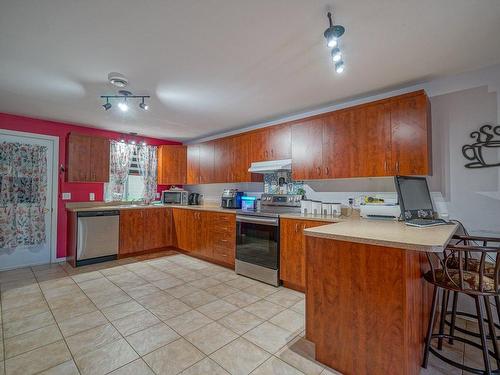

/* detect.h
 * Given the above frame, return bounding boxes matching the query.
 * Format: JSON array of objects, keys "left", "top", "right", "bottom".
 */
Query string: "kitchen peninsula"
[{"left": 303, "top": 221, "right": 458, "bottom": 375}]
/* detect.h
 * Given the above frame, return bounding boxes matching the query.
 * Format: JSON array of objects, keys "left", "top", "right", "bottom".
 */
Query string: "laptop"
[{"left": 394, "top": 176, "right": 448, "bottom": 227}]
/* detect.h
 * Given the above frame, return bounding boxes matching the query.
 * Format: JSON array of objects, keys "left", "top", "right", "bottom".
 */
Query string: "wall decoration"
[{"left": 462, "top": 124, "right": 500, "bottom": 168}]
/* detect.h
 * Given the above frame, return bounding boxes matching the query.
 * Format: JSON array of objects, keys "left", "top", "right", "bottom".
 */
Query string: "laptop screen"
[{"left": 394, "top": 176, "right": 434, "bottom": 220}]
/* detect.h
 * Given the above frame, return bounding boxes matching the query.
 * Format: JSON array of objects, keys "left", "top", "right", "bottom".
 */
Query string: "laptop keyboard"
[{"left": 405, "top": 218, "right": 448, "bottom": 227}]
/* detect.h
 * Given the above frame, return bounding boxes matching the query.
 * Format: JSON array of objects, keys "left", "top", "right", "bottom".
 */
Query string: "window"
[{"left": 123, "top": 148, "right": 145, "bottom": 201}]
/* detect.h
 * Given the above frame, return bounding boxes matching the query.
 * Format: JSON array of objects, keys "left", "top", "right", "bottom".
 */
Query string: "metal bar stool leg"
[
  {"left": 448, "top": 291, "right": 459, "bottom": 345},
  {"left": 475, "top": 296, "right": 492, "bottom": 375},
  {"left": 484, "top": 296, "right": 500, "bottom": 369},
  {"left": 495, "top": 296, "right": 500, "bottom": 324},
  {"left": 423, "top": 285, "right": 439, "bottom": 369},
  {"left": 438, "top": 289, "right": 449, "bottom": 350}
]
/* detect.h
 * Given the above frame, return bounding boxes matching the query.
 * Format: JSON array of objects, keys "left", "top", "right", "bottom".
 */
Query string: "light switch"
[
  {"left": 62, "top": 192, "right": 71, "bottom": 200},
  {"left": 89, "top": 193, "right": 95, "bottom": 201}
]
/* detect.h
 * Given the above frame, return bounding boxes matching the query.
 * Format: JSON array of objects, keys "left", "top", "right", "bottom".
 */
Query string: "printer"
[{"left": 360, "top": 204, "right": 401, "bottom": 220}]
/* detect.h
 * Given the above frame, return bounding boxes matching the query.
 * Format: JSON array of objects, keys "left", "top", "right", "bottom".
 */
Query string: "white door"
[{"left": 0, "top": 131, "right": 57, "bottom": 270}]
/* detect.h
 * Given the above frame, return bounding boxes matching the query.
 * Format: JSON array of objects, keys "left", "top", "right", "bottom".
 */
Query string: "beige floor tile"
[
  {"left": 109, "top": 359, "right": 155, "bottom": 375},
  {"left": 148, "top": 299, "right": 192, "bottom": 320},
  {"left": 134, "top": 291, "right": 175, "bottom": 309},
  {"left": 1, "top": 299, "right": 49, "bottom": 323},
  {"left": 46, "top": 291, "right": 90, "bottom": 310},
  {"left": 244, "top": 322, "right": 296, "bottom": 354},
  {"left": 78, "top": 277, "right": 116, "bottom": 292},
  {"left": 270, "top": 309, "right": 305, "bottom": 333},
  {"left": 5, "top": 324, "right": 62, "bottom": 359},
  {"left": 0, "top": 268, "right": 34, "bottom": 284},
  {"left": 125, "top": 322, "right": 180, "bottom": 356},
  {"left": 244, "top": 300, "right": 286, "bottom": 320},
  {"left": 2, "top": 292, "right": 45, "bottom": 311},
  {"left": 66, "top": 323, "right": 121, "bottom": 356},
  {"left": 196, "top": 299, "right": 239, "bottom": 320},
  {"left": 223, "top": 291, "right": 261, "bottom": 308},
  {"left": 59, "top": 310, "right": 108, "bottom": 337},
  {"left": 51, "top": 299, "right": 97, "bottom": 322},
  {"left": 112, "top": 310, "right": 160, "bottom": 336},
  {"left": 188, "top": 277, "right": 222, "bottom": 290},
  {"left": 277, "top": 337, "right": 324, "bottom": 375},
  {"left": 144, "top": 338, "right": 204, "bottom": 375},
  {"left": 37, "top": 360, "right": 80, "bottom": 375},
  {"left": 74, "top": 338, "right": 139, "bottom": 375},
  {"left": 38, "top": 276, "right": 75, "bottom": 291},
  {"left": 42, "top": 284, "right": 81, "bottom": 300},
  {"left": 88, "top": 290, "right": 132, "bottom": 309},
  {"left": 185, "top": 321, "right": 238, "bottom": 354},
  {"left": 265, "top": 290, "right": 303, "bottom": 308},
  {"left": 218, "top": 309, "right": 265, "bottom": 335},
  {"left": 3, "top": 310, "right": 55, "bottom": 338},
  {"left": 212, "top": 271, "right": 240, "bottom": 283},
  {"left": 210, "top": 337, "right": 271, "bottom": 375},
  {"left": 320, "top": 367, "right": 342, "bottom": 375},
  {"left": 164, "top": 284, "right": 201, "bottom": 298},
  {"left": 151, "top": 276, "right": 185, "bottom": 290},
  {"left": 101, "top": 300, "right": 145, "bottom": 321},
  {"left": 1, "top": 282, "right": 39, "bottom": 299},
  {"left": 252, "top": 356, "right": 305, "bottom": 375},
  {"left": 243, "top": 283, "right": 280, "bottom": 298},
  {"left": 71, "top": 270, "right": 104, "bottom": 283},
  {"left": 100, "top": 266, "right": 128, "bottom": 277},
  {"left": 5, "top": 340, "right": 71, "bottom": 375},
  {"left": 205, "top": 283, "right": 239, "bottom": 298},
  {"left": 134, "top": 269, "right": 170, "bottom": 282},
  {"left": 0, "top": 362, "right": 4, "bottom": 375},
  {"left": 180, "top": 290, "right": 219, "bottom": 308},
  {"left": 166, "top": 309, "right": 213, "bottom": 335},
  {"left": 290, "top": 300, "right": 305, "bottom": 315},
  {"left": 122, "top": 283, "right": 161, "bottom": 299},
  {"left": 181, "top": 357, "right": 230, "bottom": 375}
]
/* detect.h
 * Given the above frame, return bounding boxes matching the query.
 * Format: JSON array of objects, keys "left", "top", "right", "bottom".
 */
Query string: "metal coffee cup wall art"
[{"left": 462, "top": 124, "right": 500, "bottom": 169}]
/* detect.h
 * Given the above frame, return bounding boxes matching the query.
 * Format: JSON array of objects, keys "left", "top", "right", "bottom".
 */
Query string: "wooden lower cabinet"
[
  {"left": 280, "top": 218, "right": 330, "bottom": 291},
  {"left": 119, "top": 208, "right": 172, "bottom": 255}
]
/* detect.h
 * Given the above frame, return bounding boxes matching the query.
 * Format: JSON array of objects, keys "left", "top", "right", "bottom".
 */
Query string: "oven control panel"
[{"left": 261, "top": 194, "right": 302, "bottom": 207}]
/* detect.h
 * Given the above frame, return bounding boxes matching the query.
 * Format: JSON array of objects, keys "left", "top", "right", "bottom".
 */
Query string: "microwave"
[{"left": 161, "top": 190, "right": 188, "bottom": 205}]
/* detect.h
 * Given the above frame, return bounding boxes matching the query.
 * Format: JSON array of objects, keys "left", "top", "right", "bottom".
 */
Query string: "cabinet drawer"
[{"left": 213, "top": 245, "right": 234, "bottom": 264}]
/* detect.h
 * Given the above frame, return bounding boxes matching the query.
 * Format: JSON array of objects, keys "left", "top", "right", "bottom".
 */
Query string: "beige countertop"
[
  {"left": 303, "top": 218, "right": 458, "bottom": 252},
  {"left": 66, "top": 202, "right": 237, "bottom": 214}
]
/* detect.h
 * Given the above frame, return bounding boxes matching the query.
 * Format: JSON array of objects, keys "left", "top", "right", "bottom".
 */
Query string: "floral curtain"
[
  {"left": 0, "top": 142, "right": 48, "bottom": 250},
  {"left": 104, "top": 141, "right": 133, "bottom": 201},
  {"left": 137, "top": 145, "right": 158, "bottom": 203}
]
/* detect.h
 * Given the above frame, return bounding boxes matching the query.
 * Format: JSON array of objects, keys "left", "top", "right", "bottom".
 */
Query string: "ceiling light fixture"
[
  {"left": 100, "top": 90, "right": 150, "bottom": 112},
  {"left": 324, "top": 12, "right": 346, "bottom": 73},
  {"left": 108, "top": 72, "right": 129, "bottom": 88}
]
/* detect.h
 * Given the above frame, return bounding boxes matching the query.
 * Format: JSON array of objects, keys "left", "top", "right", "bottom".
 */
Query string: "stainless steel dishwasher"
[{"left": 76, "top": 210, "right": 120, "bottom": 266}]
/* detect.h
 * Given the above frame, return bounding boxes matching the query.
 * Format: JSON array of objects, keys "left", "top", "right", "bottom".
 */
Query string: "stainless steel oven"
[{"left": 236, "top": 214, "right": 279, "bottom": 286}]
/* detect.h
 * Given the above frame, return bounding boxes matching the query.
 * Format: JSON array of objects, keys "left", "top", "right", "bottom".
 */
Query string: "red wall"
[{"left": 0, "top": 113, "right": 181, "bottom": 259}]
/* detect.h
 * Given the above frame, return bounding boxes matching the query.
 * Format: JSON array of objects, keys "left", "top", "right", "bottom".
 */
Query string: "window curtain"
[
  {"left": 0, "top": 142, "right": 47, "bottom": 250},
  {"left": 104, "top": 141, "right": 133, "bottom": 201},
  {"left": 137, "top": 145, "right": 158, "bottom": 203}
]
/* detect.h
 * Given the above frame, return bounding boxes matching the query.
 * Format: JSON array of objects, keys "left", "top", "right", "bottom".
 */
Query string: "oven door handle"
[{"left": 236, "top": 215, "right": 279, "bottom": 226}]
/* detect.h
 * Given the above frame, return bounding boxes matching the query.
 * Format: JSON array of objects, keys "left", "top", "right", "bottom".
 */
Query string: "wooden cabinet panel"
[
  {"left": 291, "top": 119, "right": 324, "bottom": 180},
  {"left": 391, "top": 93, "right": 431, "bottom": 175},
  {"left": 250, "top": 124, "right": 291, "bottom": 162},
  {"left": 172, "top": 208, "right": 195, "bottom": 252},
  {"left": 322, "top": 110, "right": 354, "bottom": 179},
  {"left": 250, "top": 129, "right": 270, "bottom": 162},
  {"left": 232, "top": 134, "right": 262, "bottom": 183},
  {"left": 280, "top": 218, "right": 329, "bottom": 291},
  {"left": 187, "top": 145, "right": 200, "bottom": 184},
  {"left": 158, "top": 145, "right": 187, "bottom": 185},
  {"left": 143, "top": 208, "right": 171, "bottom": 250},
  {"left": 208, "top": 212, "right": 236, "bottom": 266},
  {"left": 199, "top": 141, "right": 215, "bottom": 184},
  {"left": 90, "top": 136, "right": 110, "bottom": 182},
  {"left": 119, "top": 210, "right": 145, "bottom": 254},
  {"left": 213, "top": 138, "right": 234, "bottom": 183},
  {"left": 67, "top": 133, "right": 91, "bottom": 182}
]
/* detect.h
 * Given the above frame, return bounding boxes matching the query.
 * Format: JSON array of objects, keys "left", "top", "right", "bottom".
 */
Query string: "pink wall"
[{"left": 0, "top": 113, "right": 181, "bottom": 259}]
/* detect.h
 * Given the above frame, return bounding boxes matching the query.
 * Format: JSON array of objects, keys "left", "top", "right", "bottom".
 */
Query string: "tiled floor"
[{"left": 0, "top": 252, "right": 490, "bottom": 375}]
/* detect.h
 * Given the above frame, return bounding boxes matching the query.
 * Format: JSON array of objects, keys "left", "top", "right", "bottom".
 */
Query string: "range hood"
[{"left": 248, "top": 159, "right": 292, "bottom": 174}]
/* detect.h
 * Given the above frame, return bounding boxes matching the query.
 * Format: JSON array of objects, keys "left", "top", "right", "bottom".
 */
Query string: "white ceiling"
[{"left": 1, "top": 0, "right": 500, "bottom": 142}]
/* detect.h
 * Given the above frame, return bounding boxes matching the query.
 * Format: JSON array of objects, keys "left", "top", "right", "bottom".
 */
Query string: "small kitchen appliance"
[
  {"left": 360, "top": 204, "right": 401, "bottom": 220},
  {"left": 162, "top": 189, "right": 189, "bottom": 205},
  {"left": 241, "top": 196, "right": 257, "bottom": 210},
  {"left": 221, "top": 189, "right": 244, "bottom": 209},
  {"left": 188, "top": 193, "right": 201, "bottom": 205},
  {"left": 300, "top": 199, "right": 312, "bottom": 214}
]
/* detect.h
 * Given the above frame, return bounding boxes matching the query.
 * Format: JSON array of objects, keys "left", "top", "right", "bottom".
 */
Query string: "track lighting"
[
  {"left": 100, "top": 89, "right": 150, "bottom": 112},
  {"left": 118, "top": 100, "right": 129, "bottom": 112},
  {"left": 139, "top": 98, "right": 149, "bottom": 110},
  {"left": 102, "top": 98, "right": 112, "bottom": 111},
  {"left": 324, "top": 12, "right": 346, "bottom": 74}
]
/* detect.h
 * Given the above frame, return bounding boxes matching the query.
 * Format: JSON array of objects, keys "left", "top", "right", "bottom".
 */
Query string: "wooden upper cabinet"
[
  {"left": 232, "top": 134, "right": 263, "bottom": 183},
  {"left": 291, "top": 119, "right": 324, "bottom": 180},
  {"left": 186, "top": 144, "right": 200, "bottom": 184},
  {"left": 390, "top": 92, "right": 432, "bottom": 175},
  {"left": 157, "top": 145, "right": 187, "bottom": 185},
  {"left": 213, "top": 137, "right": 234, "bottom": 183},
  {"left": 198, "top": 141, "right": 215, "bottom": 184},
  {"left": 322, "top": 110, "right": 354, "bottom": 179},
  {"left": 67, "top": 133, "right": 109, "bottom": 182},
  {"left": 250, "top": 124, "right": 291, "bottom": 162}
]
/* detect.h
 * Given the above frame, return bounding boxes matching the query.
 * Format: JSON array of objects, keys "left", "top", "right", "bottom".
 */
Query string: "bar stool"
[{"left": 422, "top": 238, "right": 500, "bottom": 374}]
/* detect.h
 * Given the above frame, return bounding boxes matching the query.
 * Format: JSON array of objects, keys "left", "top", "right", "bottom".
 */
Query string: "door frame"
[{"left": 0, "top": 128, "right": 59, "bottom": 265}]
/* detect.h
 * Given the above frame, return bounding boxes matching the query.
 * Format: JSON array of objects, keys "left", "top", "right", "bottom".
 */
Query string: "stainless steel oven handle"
[{"left": 236, "top": 215, "right": 279, "bottom": 226}]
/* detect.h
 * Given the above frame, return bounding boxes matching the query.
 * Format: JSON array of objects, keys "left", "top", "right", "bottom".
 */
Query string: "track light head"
[
  {"left": 139, "top": 98, "right": 149, "bottom": 110},
  {"left": 324, "top": 12, "right": 345, "bottom": 48},
  {"left": 102, "top": 100, "right": 112, "bottom": 111},
  {"left": 335, "top": 60, "right": 345, "bottom": 74},
  {"left": 118, "top": 101, "right": 129, "bottom": 112},
  {"left": 331, "top": 47, "right": 342, "bottom": 62}
]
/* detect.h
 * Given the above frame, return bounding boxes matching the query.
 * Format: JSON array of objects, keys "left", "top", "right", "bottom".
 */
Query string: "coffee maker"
[
  {"left": 221, "top": 189, "right": 244, "bottom": 209},
  {"left": 188, "top": 193, "right": 201, "bottom": 205}
]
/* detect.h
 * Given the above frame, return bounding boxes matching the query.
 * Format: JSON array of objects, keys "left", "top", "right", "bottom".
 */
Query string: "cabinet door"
[
  {"left": 213, "top": 138, "right": 234, "bottom": 183},
  {"left": 209, "top": 213, "right": 235, "bottom": 266},
  {"left": 280, "top": 219, "right": 329, "bottom": 291},
  {"left": 199, "top": 141, "right": 215, "bottom": 184},
  {"left": 172, "top": 209, "right": 193, "bottom": 251},
  {"left": 291, "top": 119, "right": 324, "bottom": 180},
  {"left": 143, "top": 208, "right": 168, "bottom": 250},
  {"left": 119, "top": 209, "right": 145, "bottom": 254},
  {"left": 250, "top": 129, "right": 270, "bottom": 162},
  {"left": 158, "top": 145, "right": 187, "bottom": 185},
  {"left": 187, "top": 145, "right": 200, "bottom": 184},
  {"left": 391, "top": 93, "right": 431, "bottom": 175},
  {"left": 90, "top": 136, "right": 110, "bottom": 182},
  {"left": 67, "top": 133, "right": 91, "bottom": 182},
  {"left": 232, "top": 134, "right": 262, "bottom": 183},
  {"left": 268, "top": 124, "right": 291, "bottom": 160},
  {"left": 322, "top": 110, "right": 355, "bottom": 179}
]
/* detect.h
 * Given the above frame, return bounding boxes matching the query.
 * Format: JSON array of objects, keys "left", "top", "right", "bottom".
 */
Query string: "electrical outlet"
[
  {"left": 89, "top": 193, "right": 95, "bottom": 201},
  {"left": 62, "top": 192, "right": 71, "bottom": 200}
]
